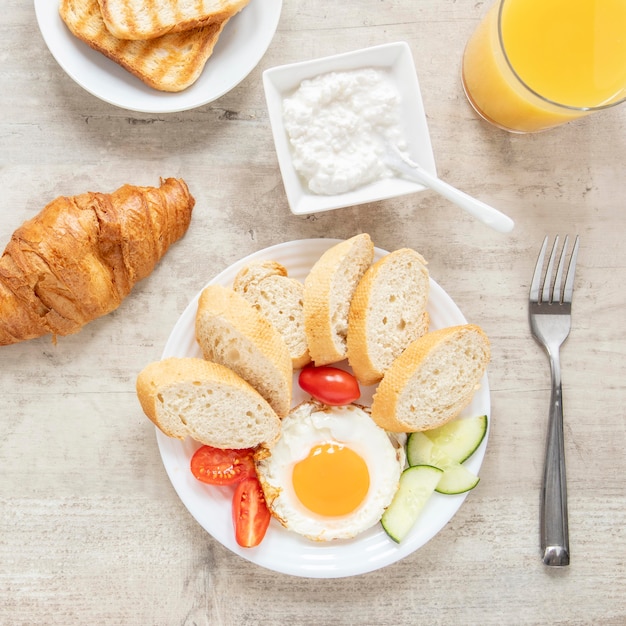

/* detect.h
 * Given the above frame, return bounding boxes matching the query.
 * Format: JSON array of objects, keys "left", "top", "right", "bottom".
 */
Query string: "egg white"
[{"left": 255, "top": 401, "right": 405, "bottom": 541}]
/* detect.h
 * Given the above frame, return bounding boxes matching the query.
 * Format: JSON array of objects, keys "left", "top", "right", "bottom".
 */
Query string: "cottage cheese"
[{"left": 282, "top": 68, "right": 406, "bottom": 195}]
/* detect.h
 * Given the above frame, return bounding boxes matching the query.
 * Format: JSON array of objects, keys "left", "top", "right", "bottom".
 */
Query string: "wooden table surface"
[{"left": 2, "top": 1, "right": 625, "bottom": 624}]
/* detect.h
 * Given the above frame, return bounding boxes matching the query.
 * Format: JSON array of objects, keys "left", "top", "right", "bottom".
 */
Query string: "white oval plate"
[
  {"left": 34, "top": 0, "right": 282, "bottom": 113},
  {"left": 157, "top": 239, "right": 490, "bottom": 578}
]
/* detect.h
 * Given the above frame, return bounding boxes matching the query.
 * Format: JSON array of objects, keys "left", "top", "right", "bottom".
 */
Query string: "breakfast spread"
[
  {"left": 0, "top": 178, "right": 194, "bottom": 346},
  {"left": 59, "top": 0, "right": 250, "bottom": 92},
  {"left": 282, "top": 69, "right": 409, "bottom": 194},
  {"left": 135, "top": 236, "right": 491, "bottom": 548},
  {"left": 9, "top": 0, "right": 613, "bottom": 605}
]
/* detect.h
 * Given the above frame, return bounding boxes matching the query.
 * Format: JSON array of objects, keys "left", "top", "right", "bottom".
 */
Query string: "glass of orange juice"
[{"left": 462, "top": 0, "right": 626, "bottom": 133}]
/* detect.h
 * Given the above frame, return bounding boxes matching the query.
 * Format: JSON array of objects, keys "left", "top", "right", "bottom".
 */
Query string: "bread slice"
[
  {"left": 347, "top": 248, "right": 430, "bottom": 385},
  {"left": 97, "top": 0, "right": 250, "bottom": 40},
  {"left": 59, "top": 0, "right": 228, "bottom": 92},
  {"left": 233, "top": 261, "right": 311, "bottom": 370},
  {"left": 370, "top": 324, "right": 491, "bottom": 432},
  {"left": 304, "top": 234, "right": 374, "bottom": 365},
  {"left": 136, "top": 357, "right": 281, "bottom": 449},
  {"left": 195, "top": 284, "right": 292, "bottom": 417}
]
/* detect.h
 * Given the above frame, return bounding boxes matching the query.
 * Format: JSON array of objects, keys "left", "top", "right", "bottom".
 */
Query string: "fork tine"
[
  {"left": 530, "top": 235, "right": 549, "bottom": 303},
  {"left": 542, "top": 236, "right": 560, "bottom": 304},
  {"left": 553, "top": 235, "right": 569, "bottom": 304},
  {"left": 562, "top": 235, "right": 580, "bottom": 304}
]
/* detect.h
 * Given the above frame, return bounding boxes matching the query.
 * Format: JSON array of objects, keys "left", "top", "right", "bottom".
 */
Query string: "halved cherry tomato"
[
  {"left": 298, "top": 365, "right": 360, "bottom": 405},
  {"left": 190, "top": 446, "right": 256, "bottom": 486},
  {"left": 232, "top": 477, "right": 271, "bottom": 548}
]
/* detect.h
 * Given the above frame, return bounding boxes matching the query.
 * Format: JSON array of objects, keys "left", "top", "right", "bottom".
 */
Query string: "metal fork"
[{"left": 529, "top": 235, "right": 580, "bottom": 567}]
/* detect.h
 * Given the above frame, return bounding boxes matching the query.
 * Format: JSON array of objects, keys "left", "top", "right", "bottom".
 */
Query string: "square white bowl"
[{"left": 263, "top": 42, "right": 436, "bottom": 215}]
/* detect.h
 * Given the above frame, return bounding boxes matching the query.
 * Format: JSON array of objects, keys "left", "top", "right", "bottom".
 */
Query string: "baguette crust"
[
  {"left": 304, "top": 234, "right": 374, "bottom": 365},
  {"left": 233, "top": 260, "right": 311, "bottom": 369},
  {"left": 60, "top": 0, "right": 229, "bottom": 92},
  {"left": 136, "top": 357, "right": 281, "bottom": 448},
  {"left": 195, "top": 285, "right": 293, "bottom": 417},
  {"left": 347, "top": 248, "right": 430, "bottom": 385},
  {"left": 97, "top": 0, "right": 250, "bottom": 40},
  {"left": 370, "top": 324, "right": 491, "bottom": 432}
]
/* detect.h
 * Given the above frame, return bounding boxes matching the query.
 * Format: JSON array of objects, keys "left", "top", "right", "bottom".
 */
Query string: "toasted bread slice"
[
  {"left": 195, "top": 284, "right": 293, "bottom": 417},
  {"left": 59, "top": 0, "right": 228, "bottom": 92},
  {"left": 303, "top": 234, "right": 374, "bottom": 365},
  {"left": 370, "top": 325, "right": 491, "bottom": 432},
  {"left": 233, "top": 261, "right": 311, "bottom": 370},
  {"left": 347, "top": 248, "right": 430, "bottom": 385},
  {"left": 97, "top": 0, "right": 250, "bottom": 40},
  {"left": 136, "top": 357, "right": 281, "bottom": 449}
]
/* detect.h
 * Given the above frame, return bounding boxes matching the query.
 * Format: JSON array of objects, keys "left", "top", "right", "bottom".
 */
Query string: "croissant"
[{"left": 0, "top": 177, "right": 195, "bottom": 346}]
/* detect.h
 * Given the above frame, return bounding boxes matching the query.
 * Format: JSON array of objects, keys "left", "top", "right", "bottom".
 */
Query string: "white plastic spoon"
[{"left": 384, "top": 144, "right": 515, "bottom": 233}]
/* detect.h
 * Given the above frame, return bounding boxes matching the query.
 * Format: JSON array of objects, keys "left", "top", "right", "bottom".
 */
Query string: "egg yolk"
[{"left": 292, "top": 442, "right": 370, "bottom": 517}]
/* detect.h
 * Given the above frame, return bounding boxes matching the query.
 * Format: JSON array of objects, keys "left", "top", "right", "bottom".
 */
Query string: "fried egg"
[{"left": 255, "top": 401, "right": 405, "bottom": 541}]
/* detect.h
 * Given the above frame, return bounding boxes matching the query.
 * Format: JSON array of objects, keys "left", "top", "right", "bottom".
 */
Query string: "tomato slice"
[
  {"left": 190, "top": 446, "right": 256, "bottom": 486},
  {"left": 298, "top": 365, "right": 361, "bottom": 405},
  {"left": 232, "top": 477, "right": 271, "bottom": 548}
]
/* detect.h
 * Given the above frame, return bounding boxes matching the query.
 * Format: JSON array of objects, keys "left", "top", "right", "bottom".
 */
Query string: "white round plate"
[
  {"left": 34, "top": 0, "right": 282, "bottom": 113},
  {"left": 157, "top": 239, "right": 490, "bottom": 578}
]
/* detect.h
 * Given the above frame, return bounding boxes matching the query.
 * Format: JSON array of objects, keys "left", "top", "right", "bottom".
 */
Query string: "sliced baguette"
[
  {"left": 304, "top": 234, "right": 374, "bottom": 365},
  {"left": 97, "top": 0, "right": 250, "bottom": 40},
  {"left": 136, "top": 357, "right": 281, "bottom": 449},
  {"left": 370, "top": 324, "right": 491, "bottom": 432},
  {"left": 347, "top": 248, "right": 430, "bottom": 385},
  {"left": 59, "top": 0, "right": 228, "bottom": 92},
  {"left": 195, "top": 284, "right": 292, "bottom": 417},
  {"left": 233, "top": 261, "right": 311, "bottom": 370}
]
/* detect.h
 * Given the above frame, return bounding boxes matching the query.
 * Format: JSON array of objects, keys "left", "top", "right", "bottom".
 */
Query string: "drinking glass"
[{"left": 462, "top": 0, "right": 626, "bottom": 133}]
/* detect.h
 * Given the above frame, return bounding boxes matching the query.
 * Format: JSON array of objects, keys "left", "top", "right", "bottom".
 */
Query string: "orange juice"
[{"left": 462, "top": 0, "right": 626, "bottom": 132}]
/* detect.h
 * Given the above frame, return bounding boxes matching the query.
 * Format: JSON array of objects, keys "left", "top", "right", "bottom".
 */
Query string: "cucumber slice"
[
  {"left": 406, "top": 432, "right": 480, "bottom": 495},
  {"left": 381, "top": 465, "right": 443, "bottom": 543},
  {"left": 423, "top": 415, "right": 488, "bottom": 463},
  {"left": 436, "top": 463, "right": 480, "bottom": 495},
  {"left": 406, "top": 431, "right": 446, "bottom": 466}
]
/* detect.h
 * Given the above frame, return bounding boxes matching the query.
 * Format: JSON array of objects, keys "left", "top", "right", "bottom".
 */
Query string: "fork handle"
[{"left": 541, "top": 351, "right": 570, "bottom": 566}]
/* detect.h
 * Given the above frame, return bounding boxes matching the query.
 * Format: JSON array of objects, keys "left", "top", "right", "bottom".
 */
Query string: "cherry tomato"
[
  {"left": 298, "top": 365, "right": 360, "bottom": 405},
  {"left": 190, "top": 446, "right": 256, "bottom": 486},
  {"left": 232, "top": 477, "right": 271, "bottom": 548}
]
